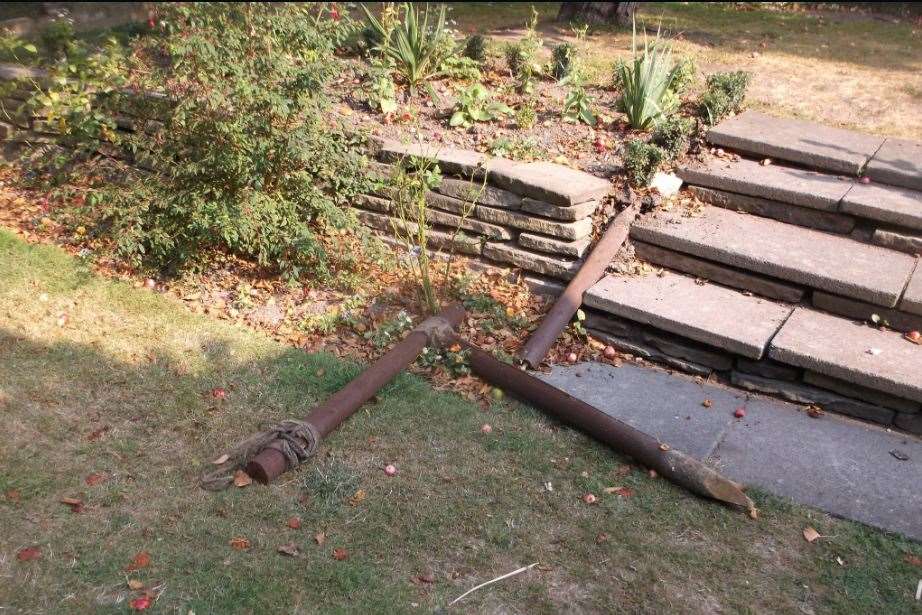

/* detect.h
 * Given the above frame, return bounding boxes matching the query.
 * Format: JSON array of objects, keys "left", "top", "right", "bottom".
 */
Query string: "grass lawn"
[
  {"left": 448, "top": 2, "right": 922, "bottom": 140},
  {"left": 1, "top": 227, "right": 921, "bottom": 613}
]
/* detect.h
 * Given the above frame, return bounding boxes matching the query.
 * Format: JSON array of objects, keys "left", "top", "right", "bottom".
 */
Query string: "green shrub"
[
  {"left": 699, "top": 71, "right": 750, "bottom": 125},
  {"left": 504, "top": 7, "right": 543, "bottom": 93},
  {"left": 651, "top": 115, "right": 693, "bottom": 159},
  {"left": 615, "top": 24, "right": 681, "bottom": 130},
  {"left": 552, "top": 42, "right": 574, "bottom": 79},
  {"left": 450, "top": 83, "right": 512, "bottom": 128},
  {"left": 515, "top": 103, "right": 537, "bottom": 129},
  {"left": 559, "top": 28, "right": 594, "bottom": 125},
  {"left": 39, "top": 17, "right": 77, "bottom": 61},
  {"left": 669, "top": 56, "right": 697, "bottom": 95},
  {"left": 623, "top": 139, "right": 666, "bottom": 187},
  {"left": 463, "top": 33, "right": 488, "bottom": 63},
  {"left": 440, "top": 55, "right": 481, "bottom": 82},
  {"left": 76, "top": 4, "right": 367, "bottom": 281}
]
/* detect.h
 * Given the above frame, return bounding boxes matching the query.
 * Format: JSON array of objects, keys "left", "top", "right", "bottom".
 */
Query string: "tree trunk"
[{"left": 557, "top": 2, "right": 638, "bottom": 27}]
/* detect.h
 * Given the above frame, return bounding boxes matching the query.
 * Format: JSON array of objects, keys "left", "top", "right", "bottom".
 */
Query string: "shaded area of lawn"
[{"left": 1, "top": 227, "right": 920, "bottom": 614}]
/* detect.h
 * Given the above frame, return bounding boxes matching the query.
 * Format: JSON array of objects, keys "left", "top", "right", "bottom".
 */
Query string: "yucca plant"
[
  {"left": 615, "top": 21, "right": 680, "bottom": 130},
  {"left": 361, "top": 2, "right": 449, "bottom": 96}
]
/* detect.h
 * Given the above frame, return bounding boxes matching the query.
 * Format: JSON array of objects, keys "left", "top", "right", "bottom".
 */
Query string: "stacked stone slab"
[
  {"left": 356, "top": 139, "right": 609, "bottom": 282},
  {"left": 583, "top": 111, "right": 922, "bottom": 436}
]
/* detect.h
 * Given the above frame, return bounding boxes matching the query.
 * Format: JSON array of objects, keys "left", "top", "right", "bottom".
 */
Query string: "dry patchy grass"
[{"left": 1, "top": 228, "right": 921, "bottom": 614}]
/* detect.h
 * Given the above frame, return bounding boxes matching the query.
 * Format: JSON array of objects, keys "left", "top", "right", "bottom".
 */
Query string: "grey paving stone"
[
  {"left": 705, "top": 111, "right": 884, "bottom": 175},
  {"left": 633, "top": 241, "right": 805, "bottom": 303},
  {"left": 377, "top": 139, "right": 518, "bottom": 180},
  {"left": 632, "top": 205, "right": 916, "bottom": 307},
  {"left": 840, "top": 182, "right": 922, "bottom": 231},
  {"left": 518, "top": 232, "right": 591, "bottom": 258},
  {"left": 523, "top": 275, "right": 565, "bottom": 297},
  {"left": 642, "top": 331, "right": 734, "bottom": 371},
  {"left": 894, "top": 412, "right": 922, "bottom": 436},
  {"left": 355, "top": 210, "right": 482, "bottom": 255},
  {"left": 688, "top": 185, "right": 856, "bottom": 234},
  {"left": 729, "top": 372, "right": 896, "bottom": 424},
  {"left": 812, "top": 291, "right": 922, "bottom": 333},
  {"left": 589, "top": 329, "right": 714, "bottom": 377},
  {"left": 865, "top": 138, "right": 922, "bottom": 191},
  {"left": 803, "top": 371, "right": 920, "bottom": 414},
  {"left": 425, "top": 191, "right": 473, "bottom": 215},
  {"left": 538, "top": 362, "right": 741, "bottom": 458},
  {"left": 585, "top": 271, "right": 792, "bottom": 359},
  {"left": 476, "top": 206, "right": 593, "bottom": 241},
  {"left": 900, "top": 264, "right": 922, "bottom": 316},
  {"left": 520, "top": 197, "right": 599, "bottom": 221},
  {"left": 354, "top": 193, "right": 391, "bottom": 213},
  {"left": 769, "top": 308, "right": 922, "bottom": 403},
  {"left": 434, "top": 177, "right": 522, "bottom": 209},
  {"left": 709, "top": 396, "right": 922, "bottom": 541},
  {"left": 489, "top": 160, "right": 611, "bottom": 206},
  {"left": 426, "top": 208, "right": 513, "bottom": 240},
  {"left": 483, "top": 242, "right": 581, "bottom": 280},
  {"left": 735, "top": 358, "right": 801, "bottom": 381},
  {"left": 871, "top": 228, "right": 922, "bottom": 256},
  {"left": 678, "top": 157, "right": 853, "bottom": 212}
]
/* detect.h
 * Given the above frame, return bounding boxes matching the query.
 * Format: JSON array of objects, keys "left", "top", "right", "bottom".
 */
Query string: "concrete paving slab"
[
  {"left": 709, "top": 397, "right": 922, "bottom": 541},
  {"left": 900, "top": 264, "right": 922, "bottom": 316},
  {"left": 585, "top": 271, "right": 792, "bottom": 359},
  {"left": 537, "top": 362, "right": 741, "bottom": 458},
  {"left": 769, "top": 308, "right": 922, "bottom": 403},
  {"left": 688, "top": 185, "right": 855, "bottom": 234},
  {"left": 489, "top": 160, "right": 611, "bottom": 206},
  {"left": 518, "top": 232, "right": 590, "bottom": 258},
  {"left": 841, "top": 182, "right": 922, "bottom": 232},
  {"left": 866, "top": 138, "right": 922, "bottom": 192},
  {"left": 706, "top": 111, "right": 884, "bottom": 175},
  {"left": 520, "top": 197, "right": 599, "bottom": 221},
  {"left": 434, "top": 177, "right": 522, "bottom": 209},
  {"left": 678, "top": 157, "right": 853, "bottom": 212},
  {"left": 812, "top": 291, "right": 922, "bottom": 333},
  {"left": 632, "top": 205, "right": 917, "bottom": 307}
]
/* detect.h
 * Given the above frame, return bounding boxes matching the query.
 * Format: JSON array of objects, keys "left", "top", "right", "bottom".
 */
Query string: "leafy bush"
[
  {"left": 361, "top": 2, "right": 451, "bottom": 96},
  {"left": 515, "top": 102, "right": 537, "bottom": 130},
  {"left": 669, "top": 56, "right": 697, "bottom": 96},
  {"left": 651, "top": 115, "right": 693, "bottom": 159},
  {"left": 615, "top": 24, "right": 681, "bottom": 130},
  {"left": 699, "top": 71, "right": 750, "bottom": 124},
  {"left": 559, "top": 28, "right": 594, "bottom": 125},
  {"left": 552, "top": 42, "right": 574, "bottom": 79},
  {"left": 65, "top": 4, "right": 368, "bottom": 281},
  {"left": 39, "top": 16, "right": 77, "bottom": 61},
  {"left": 623, "top": 139, "right": 666, "bottom": 187},
  {"left": 463, "top": 33, "right": 488, "bottom": 63},
  {"left": 440, "top": 55, "right": 481, "bottom": 82},
  {"left": 450, "top": 83, "right": 512, "bottom": 128},
  {"left": 503, "top": 7, "right": 543, "bottom": 93}
]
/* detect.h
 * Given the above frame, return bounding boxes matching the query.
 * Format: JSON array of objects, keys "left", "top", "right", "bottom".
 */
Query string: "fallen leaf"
[
  {"left": 212, "top": 454, "right": 230, "bottom": 465},
  {"left": 287, "top": 516, "right": 302, "bottom": 529},
  {"left": 807, "top": 405, "right": 824, "bottom": 418},
  {"left": 211, "top": 387, "right": 227, "bottom": 399},
  {"left": 127, "top": 579, "right": 145, "bottom": 590},
  {"left": 87, "top": 425, "right": 110, "bottom": 441},
  {"left": 16, "top": 546, "right": 41, "bottom": 561},
  {"left": 604, "top": 486, "right": 635, "bottom": 497},
  {"left": 803, "top": 527, "right": 821, "bottom": 543},
  {"left": 129, "top": 595, "right": 152, "bottom": 610},
  {"left": 416, "top": 570, "right": 436, "bottom": 584},
  {"left": 59, "top": 497, "right": 84, "bottom": 513},
  {"left": 890, "top": 449, "right": 910, "bottom": 461},
  {"left": 348, "top": 489, "right": 366, "bottom": 506},
  {"left": 6, "top": 489, "right": 21, "bottom": 502},
  {"left": 125, "top": 551, "right": 151, "bottom": 571},
  {"left": 332, "top": 547, "right": 349, "bottom": 561},
  {"left": 702, "top": 399, "right": 712, "bottom": 408},
  {"left": 233, "top": 469, "right": 253, "bottom": 488},
  {"left": 314, "top": 532, "right": 326, "bottom": 546},
  {"left": 229, "top": 537, "right": 251, "bottom": 550},
  {"left": 836, "top": 556, "right": 845, "bottom": 566},
  {"left": 277, "top": 543, "right": 300, "bottom": 557},
  {"left": 904, "top": 553, "right": 922, "bottom": 568},
  {"left": 85, "top": 473, "right": 107, "bottom": 486}
]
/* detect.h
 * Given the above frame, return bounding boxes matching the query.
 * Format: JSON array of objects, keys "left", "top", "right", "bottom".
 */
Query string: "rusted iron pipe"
[
  {"left": 460, "top": 339, "right": 756, "bottom": 514},
  {"left": 519, "top": 204, "right": 639, "bottom": 368},
  {"left": 246, "top": 304, "right": 465, "bottom": 484}
]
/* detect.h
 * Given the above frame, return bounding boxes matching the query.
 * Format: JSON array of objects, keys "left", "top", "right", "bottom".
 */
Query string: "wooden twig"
[{"left": 448, "top": 562, "right": 538, "bottom": 607}]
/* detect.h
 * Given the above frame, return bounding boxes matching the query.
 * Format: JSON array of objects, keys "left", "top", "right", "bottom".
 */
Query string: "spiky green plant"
[
  {"left": 361, "top": 3, "right": 449, "bottom": 96},
  {"left": 615, "top": 21, "right": 680, "bottom": 130}
]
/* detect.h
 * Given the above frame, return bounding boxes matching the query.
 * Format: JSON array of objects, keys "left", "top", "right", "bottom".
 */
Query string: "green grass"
[{"left": 1, "top": 227, "right": 921, "bottom": 613}]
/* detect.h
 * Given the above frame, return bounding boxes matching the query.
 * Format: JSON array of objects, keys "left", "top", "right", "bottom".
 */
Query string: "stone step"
[
  {"left": 584, "top": 270, "right": 793, "bottom": 359},
  {"left": 489, "top": 160, "right": 611, "bottom": 206},
  {"left": 902, "top": 265, "right": 922, "bottom": 316},
  {"left": 631, "top": 205, "right": 917, "bottom": 308},
  {"left": 475, "top": 206, "right": 592, "bottom": 240},
  {"left": 769, "top": 308, "right": 922, "bottom": 404},
  {"left": 840, "top": 181, "right": 922, "bottom": 232},
  {"left": 706, "top": 111, "right": 885, "bottom": 176},
  {"left": 678, "top": 157, "right": 853, "bottom": 212},
  {"left": 434, "top": 177, "right": 522, "bottom": 209},
  {"left": 483, "top": 242, "right": 581, "bottom": 280},
  {"left": 865, "top": 138, "right": 922, "bottom": 192}
]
